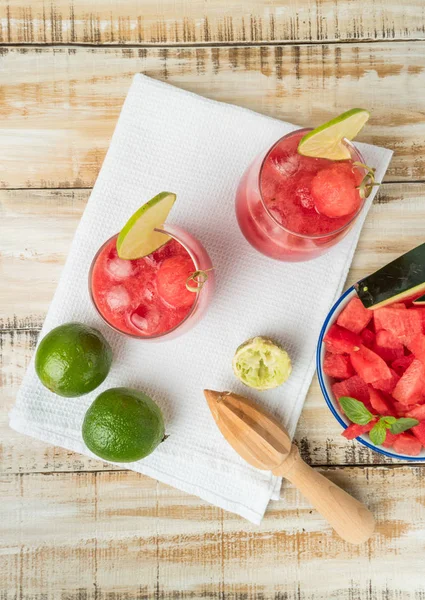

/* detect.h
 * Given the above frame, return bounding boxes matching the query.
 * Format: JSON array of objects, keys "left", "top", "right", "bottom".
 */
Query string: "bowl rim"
[{"left": 316, "top": 285, "right": 425, "bottom": 461}]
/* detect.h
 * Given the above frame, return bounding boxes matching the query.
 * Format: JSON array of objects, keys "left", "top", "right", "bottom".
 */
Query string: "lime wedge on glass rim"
[
  {"left": 298, "top": 108, "right": 370, "bottom": 161},
  {"left": 116, "top": 192, "right": 176, "bottom": 259},
  {"left": 232, "top": 336, "right": 292, "bottom": 391}
]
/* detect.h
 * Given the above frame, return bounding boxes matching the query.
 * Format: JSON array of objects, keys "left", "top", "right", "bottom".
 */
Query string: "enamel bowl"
[{"left": 316, "top": 286, "right": 425, "bottom": 461}]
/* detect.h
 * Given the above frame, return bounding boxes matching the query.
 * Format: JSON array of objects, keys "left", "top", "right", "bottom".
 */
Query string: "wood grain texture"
[
  {"left": 1, "top": 44, "right": 425, "bottom": 189},
  {"left": 1, "top": 0, "right": 425, "bottom": 45},
  {"left": 2, "top": 184, "right": 425, "bottom": 473},
  {"left": 1, "top": 467, "right": 425, "bottom": 599}
]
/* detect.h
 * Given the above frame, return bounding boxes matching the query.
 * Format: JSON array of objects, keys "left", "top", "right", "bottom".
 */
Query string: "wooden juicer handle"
[{"left": 274, "top": 444, "right": 375, "bottom": 545}]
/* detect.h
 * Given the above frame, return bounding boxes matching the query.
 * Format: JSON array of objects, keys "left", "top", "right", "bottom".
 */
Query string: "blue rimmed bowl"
[{"left": 316, "top": 286, "right": 425, "bottom": 461}]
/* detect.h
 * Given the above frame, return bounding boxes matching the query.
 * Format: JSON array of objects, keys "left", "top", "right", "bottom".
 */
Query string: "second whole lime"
[
  {"left": 35, "top": 322, "right": 113, "bottom": 397},
  {"left": 82, "top": 387, "right": 165, "bottom": 462}
]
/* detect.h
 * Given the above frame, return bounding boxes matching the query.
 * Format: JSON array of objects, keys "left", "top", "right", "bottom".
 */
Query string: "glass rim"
[
  {"left": 257, "top": 127, "right": 368, "bottom": 240},
  {"left": 88, "top": 225, "right": 203, "bottom": 340}
]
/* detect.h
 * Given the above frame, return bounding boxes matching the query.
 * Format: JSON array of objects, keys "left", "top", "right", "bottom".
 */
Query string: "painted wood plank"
[
  {"left": 1, "top": 0, "right": 424, "bottom": 45},
  {"left": 0, "top": 44, "right": 425, "bottom": 189},
  {"left": 1, "top": 467, "right": 425, "bottom": 598}
]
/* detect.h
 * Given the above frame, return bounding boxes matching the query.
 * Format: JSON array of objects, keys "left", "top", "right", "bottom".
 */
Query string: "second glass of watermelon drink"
[
  {"left": 235, "top": 129, "right": 368, "bottom": 261},
  {"left": 89, "top": 224, "right": 214, "bottom": 341}
]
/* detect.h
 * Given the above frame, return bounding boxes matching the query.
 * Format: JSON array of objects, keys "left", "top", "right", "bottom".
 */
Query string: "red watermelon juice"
[
  {"left": 235, "top": 129, "right": 368, "bottom": 261},
  {"left": 89, "top": 225, "right": 213, "bottom": 340}
]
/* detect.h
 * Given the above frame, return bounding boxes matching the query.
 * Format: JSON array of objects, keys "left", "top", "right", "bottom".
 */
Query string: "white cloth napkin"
[{"left": 10, "top": 74, "right": 392, "bottom": 523}]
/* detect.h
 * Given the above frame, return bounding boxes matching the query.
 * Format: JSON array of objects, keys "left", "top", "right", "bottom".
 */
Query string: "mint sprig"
[
  {"left": 339, "top": 396, "right": 419, "bottom": 445},
  {"left": 390, "top": 418, "right": 419, "bottom": 434},
  {"left": 339, "top": 397, "right": 373, "bottom": 425},
  {"left": 369, "top": 420, "right": 387, "bottom": 446}
]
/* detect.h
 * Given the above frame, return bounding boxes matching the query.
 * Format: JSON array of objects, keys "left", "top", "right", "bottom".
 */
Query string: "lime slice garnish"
[
  {"left": 116, "top": 192, "right": 176, "bottom": 259},
  {"left": 298, "top": 108, "right": 370, "bottom": 161},
  {"left": 232, "top": 336, "right": 292, "bottom": 391}
]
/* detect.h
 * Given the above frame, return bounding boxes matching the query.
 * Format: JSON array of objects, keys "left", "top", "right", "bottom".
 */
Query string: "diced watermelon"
[
  {"left": 393, "top": 432, "right": 422, "bottom": 456},
  {"left": 371, "top": 368, "right": 400, "bottom": 394},
  {"left": 373, "top": 307, "right": 422, "bottom": 344},
  {"left": 393, "top": 401, "right": 410, "bottom": 417},
  {"left": 323, "top": 353, "right": 354, "bottom": 379},
  {"left": 324, "top": 324, "right": 361, "bottom": 354},
  {"left": 360, "top": 328, "right": 375, "bottom": 349},
  {"left": 412, "top": 421, "right": 425, "bottom": 446},
  {"left": 373, "top": 329, "right": 404, "bottom": 363},
  {"left": 350, "top": 344, "right": 392, "bottom": 384},
  {"left": 368, "top": 387, "right": 395, "bottom": 416},
  {"left": 393, "top": 359, "right": 425, "bottom": 405},
  {"left": 411, "top": 308, "right": 425, "bottom": 333},
  {"left": 336, "top": 297, "right": 373, "bottom": 334},
  {"left": 332, "top": 375, "right": 371, "bottom": 407},
  {"left": 391, "top": 354, "right": 415, "bottom": 376},
  {"left": 382, "top": 431, "right": 400, "bottom": 448},
  {"left": 406, "top": 334, "right": 425, "bottom": 367},
  {"left": 342, "top": 420, "right": 377, "bottom": 440},
  {"left": 406, "top": 404, "right": 425, "bottom": 420}
]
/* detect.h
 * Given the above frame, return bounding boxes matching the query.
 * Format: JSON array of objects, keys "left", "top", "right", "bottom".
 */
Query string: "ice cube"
[
  {"left": 295, "top": 186, "right": 315, "bottom": 210},
  {"left": 270, "top": 153, "right": 300, "bottom": 179},
  {"left": 106, "top": 257, "right": 134, "bottom": 279},
  {"left": 294, "top": 174, "right": 315, "bottom": 210},
  {"left": 105, "top": 285, "right": 131, "bottom": 312},
  {"left": 130, "top": 304, "right": 161, "bottom": 335}
]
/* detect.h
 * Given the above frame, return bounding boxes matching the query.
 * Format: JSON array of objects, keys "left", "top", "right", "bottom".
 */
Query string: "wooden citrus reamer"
[{"left": 204, "top": 390, "right": 375, "bottom": 545}]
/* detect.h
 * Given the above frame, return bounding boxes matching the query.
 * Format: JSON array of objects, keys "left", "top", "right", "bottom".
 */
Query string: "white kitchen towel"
[{"left": 10, "top": 74, "right": 392, "bottom": 523}]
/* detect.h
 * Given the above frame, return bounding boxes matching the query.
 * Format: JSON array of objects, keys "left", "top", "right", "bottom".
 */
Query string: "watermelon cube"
[
  {"left": 368, "top": 387, "right": 395, "bottom": 416},
  {"left": 342, "top": 420, "right": 377, "bottom": 440},
  {"left": 332, "top": 375, "right": 371, "bottom": 407},
  {"left": 324, "top": 324, "right": 361, "bottom": 354},
  {"left": 337, "top": 297, "right": 373, "bottom": 334},
  {"left": 374, "top": 307, "right": 422, "bottom": 344},
  {"left": 393, "top": 401, "right": 410, "bottom": 417},
  {"left": 360, "top": 328, "right": 375, "bottom": 349},
  {"left": 412, "top": 421, "right": 425, "bottom": 446},
  {"left": 371, "top": 368, "right": 400, "bottom": 394},
  {"left": 411, "top": 308, "right": 425, "bottom": 333},
  {"left": 323, "top": 353, "right": 354, "bottom": 379},
  {"left": 406, "top": 404, "right": 425, "bottom": 420},
  {"left": 406, "top": 334, "right": 425, "bottom": 367},
  {"left": 350, "top": 344, "right": 392, "bottom": 384},
  {"left": 391, "top": 354, "right": 415, "bottom": 376},
  {"left": 393, "top": 432, "right": 422, "bottom": 456},
  {"left": 393, "top": 359, "right": 425, "bottom": 405},
  {"left": 382, "top": 431, "right": 400, "bottom": 448},
  {"left": 374, "top": 329, "right": 404, "bottom": 363}
]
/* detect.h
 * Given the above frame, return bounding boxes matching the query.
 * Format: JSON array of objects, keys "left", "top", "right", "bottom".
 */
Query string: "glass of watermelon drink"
[
  {"left": 317, "top": 288, "right": 425, "bottom": 460},
  {"left": 89, "top": 224, "right": 214, "bottom": 341},
  {"left": 235, "top": 129, "right": 369, "bottom": 261}
]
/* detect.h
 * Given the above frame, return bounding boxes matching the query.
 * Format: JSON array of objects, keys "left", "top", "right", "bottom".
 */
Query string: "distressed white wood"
[{"left": 0, "top": 44, "right": 425, "bottom": 188}]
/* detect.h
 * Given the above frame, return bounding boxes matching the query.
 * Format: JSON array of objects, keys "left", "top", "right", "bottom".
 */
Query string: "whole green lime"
[
  {"left": 35, "top": 322, "right": 113, "bottom": 397},
  {"left": 82, "top": 387, "right": 165, "bottom": 462}
]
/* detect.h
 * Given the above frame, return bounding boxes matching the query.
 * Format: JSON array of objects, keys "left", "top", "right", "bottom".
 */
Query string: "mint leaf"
[
  {"left": 381, "top": 416, "right": 397, "bottom": 427},
  {"left": 339, "top": 397, "right": 374, "bottom": 425},
  {"left": 390, "top": 418, "right": 419, "bottom": 435},
  {"left": 369, "top": 420, "right": 387, "bottom": 446}
]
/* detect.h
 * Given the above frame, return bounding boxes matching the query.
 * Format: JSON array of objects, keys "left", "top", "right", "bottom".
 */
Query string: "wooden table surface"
[{"left": 1, "top": 1, "right": 425, "bottom": 598}]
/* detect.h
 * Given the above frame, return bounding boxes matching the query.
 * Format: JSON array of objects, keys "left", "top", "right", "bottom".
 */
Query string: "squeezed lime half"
[
  {"left": 298, "top": 108, "right": 370, "bottom": 160},
  {"left": 232, "top": 336, "right": 292, "bottom": 391}
]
